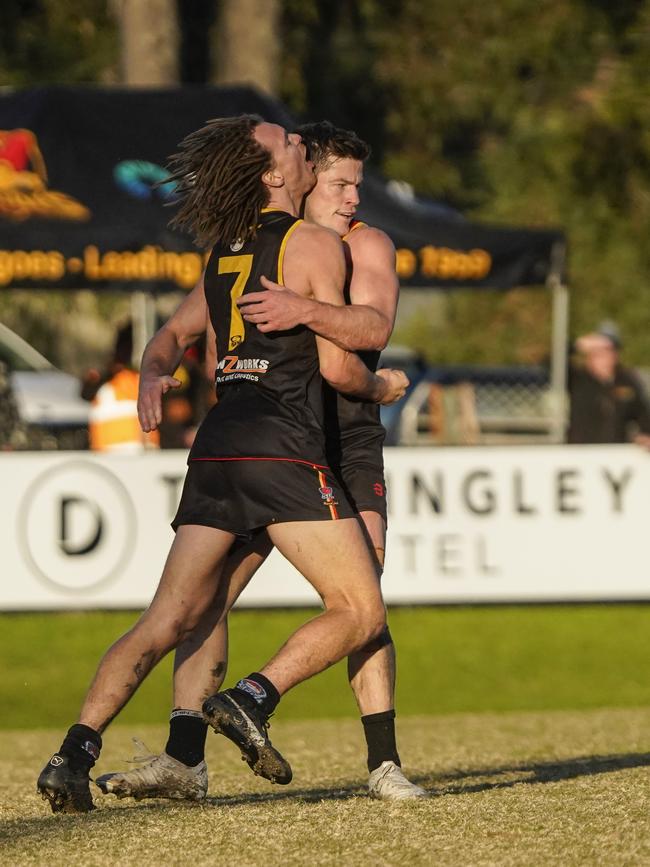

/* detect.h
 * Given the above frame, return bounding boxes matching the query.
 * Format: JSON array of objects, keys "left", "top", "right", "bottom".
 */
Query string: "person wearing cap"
[{"left": 568, "top": 326, "right": 650, "bottom": 447}]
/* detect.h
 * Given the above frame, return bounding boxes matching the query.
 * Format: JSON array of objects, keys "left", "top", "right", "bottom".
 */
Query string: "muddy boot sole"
[
  {"left": 202, "top": 693, "right": 292, "bottom": 785},
  {"left": 37, "top": 755, "right": 95, "bottom": 813}
]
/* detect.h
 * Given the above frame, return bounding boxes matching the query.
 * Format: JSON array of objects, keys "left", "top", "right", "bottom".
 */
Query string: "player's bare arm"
[
  {"left": 343, "top": 226, "right": 399, "bottom": 344},
  {"left": 281, "top": 224, "right": 407, "bottom": 405},
  {"left": 138, "top": 275, "right": 208, "bottom": 431},
  {"left": 237, "top": 227, "right": 396, "bottom": 352}
]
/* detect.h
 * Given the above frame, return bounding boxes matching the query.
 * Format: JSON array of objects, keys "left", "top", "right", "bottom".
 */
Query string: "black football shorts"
[
  {"left": 172, "top": 457, "right": 356, "bottom": 537},
  {"left": 335, "top": 461, "right": 387, "bottom": 523},
  {"left": 329, "top": 434, "right": 387, "bottom": 523}
]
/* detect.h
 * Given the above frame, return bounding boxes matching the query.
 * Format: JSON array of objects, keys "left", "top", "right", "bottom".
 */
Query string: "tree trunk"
[
  {"left": 212, "top": 0, "right": 280, "bottom": 95},
  {"left": 113, "top": 0, "right": 180, "bottom": 85}
]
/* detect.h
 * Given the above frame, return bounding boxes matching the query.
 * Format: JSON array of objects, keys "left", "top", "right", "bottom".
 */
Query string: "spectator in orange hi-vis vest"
[{"left": 88, "top": 323, "right": 159, "bottom": 453}]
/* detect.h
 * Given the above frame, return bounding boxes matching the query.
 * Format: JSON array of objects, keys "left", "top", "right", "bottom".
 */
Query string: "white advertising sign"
[
  {"left": 381, "top": 445, "right": 649, "bottom": 603},
  {"left": 0, "top": 446, "right": 648, "bottom": 610}
]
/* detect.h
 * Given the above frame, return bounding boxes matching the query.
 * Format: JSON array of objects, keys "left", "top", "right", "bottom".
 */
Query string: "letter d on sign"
[
  {"left": 59, "top": 496, "right": 103, "bottom": 556},
  {"left": 20, "top": 460, "right": 135, "bottom": 593}
]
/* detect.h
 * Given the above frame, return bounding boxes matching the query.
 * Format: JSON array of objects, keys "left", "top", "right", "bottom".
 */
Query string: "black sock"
[
  {"left": 230, "top": 672, "right": 280, "bottom": 717},
  {"left": 165, "top": 709, "right": 207, "bottom": 767},
  {"left": 362, "top": 710, "right": 400, "bottom": 773},
  {"left": 59, "top": 723, "right": 102, "bottom": 772}
]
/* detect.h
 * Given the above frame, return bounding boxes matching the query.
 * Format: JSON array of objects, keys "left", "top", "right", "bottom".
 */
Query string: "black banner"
[
  {"left": 360, "top": 174, "right": 566, "bottom": 289},
  {"left": 0, "top": 86, "right": 565, "bottom": 292}
]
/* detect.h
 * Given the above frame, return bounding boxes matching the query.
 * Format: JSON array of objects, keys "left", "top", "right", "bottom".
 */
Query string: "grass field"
[
  {"left": 3, "top": 605, "right": 650, "bottom": 729},
  {"left": 3, "top": 605, "right": 650, "bottom": 865},
  {"left": 3, "top": 709, "right": 650, "bottom": 866}
]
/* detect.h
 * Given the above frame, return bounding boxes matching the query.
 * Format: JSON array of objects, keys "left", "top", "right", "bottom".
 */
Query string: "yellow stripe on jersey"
[
  {"left": 277, "top": 219, "right": 303, "bottom": 285},
  {"left": 218, "top": 254, "right": 254, "bottom": 350},
  {"left": 342, "top": 219, "right": 367, "bottom": 241}
]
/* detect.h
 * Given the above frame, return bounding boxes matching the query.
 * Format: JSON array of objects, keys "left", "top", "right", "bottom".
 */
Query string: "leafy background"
[{"left": 1, "top": 0, "right": 649, "bottom": 370}]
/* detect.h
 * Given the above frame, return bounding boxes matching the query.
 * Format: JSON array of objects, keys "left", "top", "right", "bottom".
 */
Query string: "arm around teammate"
[{"left": 281, "top": 221, "right": 407, "bottom": 405}]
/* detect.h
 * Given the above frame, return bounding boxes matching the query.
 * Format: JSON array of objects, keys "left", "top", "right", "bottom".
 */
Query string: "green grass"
[
  {"left": 2, "top": 604, "right": 650, "bottom": 730},
  {"left": 4, "top": 709, "right": 650, "bottom": 865}
]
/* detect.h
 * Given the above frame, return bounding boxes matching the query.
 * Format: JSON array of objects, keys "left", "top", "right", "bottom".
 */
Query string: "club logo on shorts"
[
  {"left": 373, "top": 482, "right": 385, "bottom": 497},
  {"left": 319, "top": 485, "right": 338, "bottom": 507},
  {"left": 49, "top": 754, "right": 64, "bottom": 767}
]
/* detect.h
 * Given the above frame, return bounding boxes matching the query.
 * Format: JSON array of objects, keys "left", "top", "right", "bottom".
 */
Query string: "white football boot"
[
  {"left": 368, "top": 761, "right": 428, "bottom": 800},
  {"left": 96, "top": 740, "right": 207, "bottom": 801}
]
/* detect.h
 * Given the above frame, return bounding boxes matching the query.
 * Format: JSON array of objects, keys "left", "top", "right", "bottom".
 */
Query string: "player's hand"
[
  {"left": 237, "top": 275, "right": 309, "bottom": 332},
  {"left": 376, "top": 368, "right": 409, "bottom": 405},
  {"left": 137, "top": 374, "right": 181, "bottom": 432}
]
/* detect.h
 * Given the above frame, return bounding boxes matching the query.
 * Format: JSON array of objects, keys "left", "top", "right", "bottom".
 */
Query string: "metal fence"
[{"left": 386, "top": 368, "right": 559, "bottom": 446}]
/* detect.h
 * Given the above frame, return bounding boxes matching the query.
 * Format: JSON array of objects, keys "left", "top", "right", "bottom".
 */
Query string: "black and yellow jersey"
[
  {"left": 189, "top": 209, "right": 330, "bottom": 466},
  {"left": 324, "top": 219, "right": 385, "bottom": 469}
]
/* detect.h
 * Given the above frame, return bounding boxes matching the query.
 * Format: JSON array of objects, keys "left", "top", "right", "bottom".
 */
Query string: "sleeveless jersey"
[
  {"left": 323, "top": 220, "right": 385, "bottom": 466},
  {"left": 190, "top": 209, "right": 330, "bottom": 467}
]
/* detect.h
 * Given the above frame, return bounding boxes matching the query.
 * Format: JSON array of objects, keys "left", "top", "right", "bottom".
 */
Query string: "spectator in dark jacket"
[{"left": 568, "top": 327, "right": 650, "bottom": 447}]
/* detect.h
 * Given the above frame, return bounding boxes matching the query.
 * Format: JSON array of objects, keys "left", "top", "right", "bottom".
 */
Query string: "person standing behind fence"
[
  {"left": 156, "top": 336, "right": 214, "bottom": 449},
  {"left": 87, "top": 322, "right": 160, "bottom": 453},
  {"left": 568, "top": 326, "right": 650, "bottom": 447}
]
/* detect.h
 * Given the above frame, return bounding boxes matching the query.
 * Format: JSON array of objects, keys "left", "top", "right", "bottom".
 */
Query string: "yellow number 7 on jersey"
[{"left": 218, "top": 254, "right": 253, "bottom": 350}]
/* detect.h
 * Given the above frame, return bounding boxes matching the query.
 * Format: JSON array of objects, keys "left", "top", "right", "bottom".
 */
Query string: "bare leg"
[
  {"left": 170, "top": 516, "right": 393, "bottom": 711},
  {"left": 201, "top": 519, "right": 387, "bottom": 788},
  {"left": 345, "top": 513, "right": 426, "bottom": 797},
  {"left": 260, "top": 518, "right": 386, "bottom": 694},
  {"left": 91, "top": 533, "right": 275, "bottom": 802},
  {"left": 78, "top": 525, "right": 235, "bottom": 733},
  {"left": 347, "top": 511, "right": 396, "bottom": 715},
  {"left": 172, "top": 532, "right": 274, "bottom": 710}
]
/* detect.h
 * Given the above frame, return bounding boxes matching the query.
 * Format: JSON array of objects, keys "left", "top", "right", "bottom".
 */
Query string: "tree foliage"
[
  {"left": 280, "top": 0, "right": 650, "bottom": 363},
  {"left": 1, "top": 0, "right": 649, "bottom": 365},
  {"left": 0, "top": 0, "right": 117, "bottom": 85}
]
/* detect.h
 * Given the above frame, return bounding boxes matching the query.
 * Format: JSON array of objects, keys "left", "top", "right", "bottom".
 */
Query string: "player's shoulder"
[
  {"left": 282, "top": 220, "right": 344, "bottom": 286},
  {"left": 295, "top": 220, "right": 341, "bottom": 241},
  {"left": 291, "top": 220, "right": 343, "bottom": 252},
  {"left": 345, "top": 223, "right": 395, "bottom": 255}
]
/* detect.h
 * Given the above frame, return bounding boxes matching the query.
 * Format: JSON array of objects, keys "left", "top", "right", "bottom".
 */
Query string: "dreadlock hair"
[
  {"left": 295, "top": 121, "right": 370, "bottom": 173},
  {"left": 166, "top": 114, "right": 272, "bottom": 249}
]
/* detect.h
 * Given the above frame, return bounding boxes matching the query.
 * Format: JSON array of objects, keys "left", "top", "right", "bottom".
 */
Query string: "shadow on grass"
[
  {"left": 422, "top": 751, "right": 650, "bottom": 796},
  {"left": 204, "top": 783, "right": 366, "bottom": 807},
  {"left": 206, "top": 751, "right": 650, "bottom": 802},
  {"left": 0, "top": 783, "right": 369, "bottom": 840},
  {"left": 6, "top": 751, "right": 650, "bottom": 838}
]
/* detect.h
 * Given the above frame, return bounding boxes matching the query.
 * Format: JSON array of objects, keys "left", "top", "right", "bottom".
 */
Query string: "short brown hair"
[
  {"left": 166, "top": 114, "right": 272, "bottom": 249},
  {"left": 295, "top": 121, "right": 370, "bottom": 172}
]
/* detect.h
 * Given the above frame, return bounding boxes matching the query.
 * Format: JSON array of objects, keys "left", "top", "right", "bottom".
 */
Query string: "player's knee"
[
  {"left": 142, "top": 607, "right": 205, "bottom": 652},
  {"left": 359, "top": 624, "right": 393, "bottom": 654},
  {"left": 176, "top": 607, "right": 211, "bottom": 643},
  {"left": 356, "top": 601, "right": 387, "bottom": 648}
]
